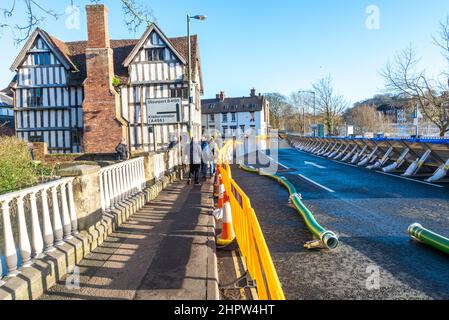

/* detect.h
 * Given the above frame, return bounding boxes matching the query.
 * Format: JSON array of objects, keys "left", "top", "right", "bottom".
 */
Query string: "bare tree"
[
  {"left": 0, "top": 0, "right": 156, "bottom": 45},
  {"left": 349, "top": 104, "right": 385, "bottom": 135},
  {"left": 381, "top": 44, "right": 449, "bottom": 137},
  {"left": 312, "top": 75, "right": 349, "bottom": 135},
  {"left": 433, "top": 16, "right": 449, "bottom": 66},
  {"left": 288, "top": 92, "right": 310, "bottom": 134},
  {"left": 265, "top": 93, "right": 290, "bottom": 130}
]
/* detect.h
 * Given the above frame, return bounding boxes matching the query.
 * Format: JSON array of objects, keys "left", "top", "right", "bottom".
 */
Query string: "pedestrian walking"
[
  {"left": 201, "top": 137, "right": 212, "bottom": 180},
  {"left": 184, "top": 137, "right": 202, "bottom": 185},
  {"left": 115, "top": 138, "right": 129, "bottom": 161},
  {"left": 209, "top": 137, "right": 219, "bottom": 178}
]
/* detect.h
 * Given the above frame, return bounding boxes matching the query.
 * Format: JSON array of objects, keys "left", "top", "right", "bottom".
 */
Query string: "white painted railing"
[
  {"left": 152, "top": 153, "right": 166, "bottom": 181},
  {"left": 99, "top": 157, "right": 146, "bottom": 212},
  {"left": 0, "top": 178, "right": 77, "bottom": 280}
]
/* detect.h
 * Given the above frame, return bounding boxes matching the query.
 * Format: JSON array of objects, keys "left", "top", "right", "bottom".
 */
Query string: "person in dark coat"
[{"left": 115, "top": 138, "right": 129, "bottom": 161}]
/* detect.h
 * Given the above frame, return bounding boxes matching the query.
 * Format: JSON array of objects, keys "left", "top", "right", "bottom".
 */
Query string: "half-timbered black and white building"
[
  {"left": 9, "top": 5, "right": 203, "bottom": 154},
  {"left": 0, "top": 88, "right": 14, "bottom": 134}
]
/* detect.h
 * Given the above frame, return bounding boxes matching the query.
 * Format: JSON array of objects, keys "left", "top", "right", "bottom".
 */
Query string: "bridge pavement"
[
  {"left": 40, "top": 181, "right": 219, "bottom": 300},
  {"left": 232, "top": 144, "right": 449, "bottom": 300}
]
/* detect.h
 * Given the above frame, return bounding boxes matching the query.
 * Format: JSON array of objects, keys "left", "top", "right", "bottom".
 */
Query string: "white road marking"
[
  {"left": 264, "top": 154, "right": 290, "bottom": 170},
  {"left": 376, "top": 171, "right": 444, "bottom": 188},
  {"left": 304, "top": 161, "right": 326, "bottom": 169},
  {"left": 293, "top": 147, "right": 445, "bottom": 189},
  {"left": 298, "top": 174, "right": 336, "bottom": 193}
]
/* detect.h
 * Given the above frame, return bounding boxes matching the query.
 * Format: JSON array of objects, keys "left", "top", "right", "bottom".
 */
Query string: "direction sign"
[{"left": 146, "top": 98, "right": 181, "bottom": 125}]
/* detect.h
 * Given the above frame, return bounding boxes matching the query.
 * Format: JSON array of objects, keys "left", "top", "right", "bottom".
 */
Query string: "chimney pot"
[{"left": 250, "top": 88, "right": 256, "bottom": 97}]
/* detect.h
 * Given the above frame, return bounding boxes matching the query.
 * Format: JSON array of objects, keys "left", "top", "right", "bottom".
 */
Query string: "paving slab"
[{"left": 40, "top": 180, "right": 218, "bottom": 300}]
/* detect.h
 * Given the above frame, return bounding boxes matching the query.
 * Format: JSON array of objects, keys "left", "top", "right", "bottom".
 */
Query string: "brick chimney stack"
[
  {"left": 219, "top": 91, "right": 225, "bottom": 101},
  {"left": 86, "top": 4, "right": 110, "bottom": 48},
  {"left": 82, "top": 4, "right": 123, "bottom": 154}
]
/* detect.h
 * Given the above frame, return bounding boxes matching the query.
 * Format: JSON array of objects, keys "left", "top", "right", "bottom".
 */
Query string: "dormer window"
[{"left": 147, "top": 48, "right": 165, "bottom": 61}]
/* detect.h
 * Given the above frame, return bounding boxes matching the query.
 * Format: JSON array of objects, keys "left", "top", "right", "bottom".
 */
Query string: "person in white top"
[
  {"left": 183, "top": 137, "right": 203, "bottom": 185},
  {"left": 208, "top": 137, "right": 220, "bottom": 178}
]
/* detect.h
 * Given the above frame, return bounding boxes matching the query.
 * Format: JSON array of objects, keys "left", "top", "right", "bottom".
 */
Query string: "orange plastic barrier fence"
[{"left": 218, "top": 162, "right": 285, "bottom": 300}]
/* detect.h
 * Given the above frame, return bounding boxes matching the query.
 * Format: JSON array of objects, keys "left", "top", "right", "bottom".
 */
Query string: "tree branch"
[{"left": 0, "top": 0, "right": 156, "bottom": 45}]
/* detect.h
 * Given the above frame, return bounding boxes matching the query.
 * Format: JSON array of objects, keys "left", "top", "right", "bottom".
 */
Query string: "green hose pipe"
[
  {"left": 239, "top": 163, "right": 260, "bottom": 174},
  {"left": 290, "top": 194, "right": 339, "bottom": 250},
  {"left": 258, "top": 169, "right": 277, "bottom": 179},
  {"left": 258, "top": 171, "right": 298, "bottom": 200},
  {"left": 408, "top": 223, "right": 449, "bottom": 255},
  {"left": 240, "top": 163, "right": 339, "bottom": 250},
  {"left": 277, "top": 176, "right": 298, "bottom": 195}
]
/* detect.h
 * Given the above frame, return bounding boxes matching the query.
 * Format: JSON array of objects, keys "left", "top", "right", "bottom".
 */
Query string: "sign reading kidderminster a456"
[{"left": 146, "top": 98, "right": 181, "bottom": 125}]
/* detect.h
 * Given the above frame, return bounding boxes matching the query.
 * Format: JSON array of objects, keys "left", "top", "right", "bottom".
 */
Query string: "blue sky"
[{"left": 1, "top": 0, "right": 449, "bottom": 105}]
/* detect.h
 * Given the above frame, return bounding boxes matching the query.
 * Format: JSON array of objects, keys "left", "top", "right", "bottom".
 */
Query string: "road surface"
[{"left": 232, "top": 145, "right": 449, "bottom": 300}]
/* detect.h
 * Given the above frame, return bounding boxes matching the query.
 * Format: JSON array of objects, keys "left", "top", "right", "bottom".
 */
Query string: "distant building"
[
  {"left": 201, "top": 89, "right": 270, "bottom": 138},
  {"left": 0, "top": 89, "right": 14, "bottom": 135}
]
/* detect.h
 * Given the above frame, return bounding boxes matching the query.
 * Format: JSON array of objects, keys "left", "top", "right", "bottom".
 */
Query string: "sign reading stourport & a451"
[{"left": 146, "top": 98, "right": 181, "bottom": 125}]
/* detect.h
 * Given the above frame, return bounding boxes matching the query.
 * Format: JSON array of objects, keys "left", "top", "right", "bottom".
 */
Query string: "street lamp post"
[
  {"left": 298, "top": 90, "right": 316, "bottom": 137},
  {"left": 187, "top": 14, "right": 207, "bottom": 139}
]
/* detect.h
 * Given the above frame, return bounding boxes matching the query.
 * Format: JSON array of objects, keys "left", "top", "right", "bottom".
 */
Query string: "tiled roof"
[
  {"left": 0, "top": 92, "right": 13, "bottom": 107},
  {"left": 201, "top": 96, "right": 265, "bottom": 114},
  {"left": 47, "top": 34, "right": 201, "bottom": 87}
]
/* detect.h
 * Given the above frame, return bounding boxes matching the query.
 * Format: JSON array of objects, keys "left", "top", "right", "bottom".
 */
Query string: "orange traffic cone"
[{"left": 216, "top": 192, "right": 235, "bottom": 246}]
